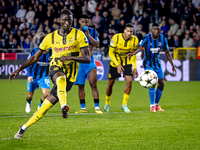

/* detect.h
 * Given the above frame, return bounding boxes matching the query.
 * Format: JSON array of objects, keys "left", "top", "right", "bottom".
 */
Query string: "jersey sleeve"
[
  {"left": 110, "top": 34, "right": 117, "bottom": 48},
  {"left": 139, "top": 36, "right": 148, "bottom": 47},
  {"left": 109, "top": 46, "right": 120, "bottom": 66},
  {"left": 39, "top": 34, "right": 51, "bottom": 51},
  {"left": 93, "top": 29, "right": 98, "bottom": 41},
  {"left": 162, "top": 37, "right": 169, "bottom": 51},
  {"left": 78, "top": 31, "right": 89, "bottom": 49}
]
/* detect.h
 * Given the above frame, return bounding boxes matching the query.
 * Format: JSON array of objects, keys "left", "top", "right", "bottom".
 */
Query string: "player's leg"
[
  {"left": 121, "top": 75, "right": 132, "bottom": 113},
  {"left": 88, "top": 68, "right": 103, "bottom": 114},
  {"left": 14, "top": 94, "right": 58, "bottom": 139},
  {"left": 52, "top": 72, "right": 68, "bottom": 108},
  {"left": 25, "top": 91, "right": 34, "bottom": 113},
  {"left": 155, "top": 78, "right": 164, "bottom": 111},
  {"left": 154, "top": 68, "right": 165, "bottom": 111},
  {"left": 75, "top": 84, "right": 88, "bottom": 113},
  {"left": 74, "top": 63, "right": 88, "bottom": 113},
  {"left": 38, "top": 88, "right": 50, "bottom": 109},
  {"left": 103, "top": 78, "right": 115, "bottom": 112},
  {"left": 25, "top": 79, "right": 38, "bottom": 113},
  {"left": 37, "top": 76, "right": 51, "bottom": 109}
]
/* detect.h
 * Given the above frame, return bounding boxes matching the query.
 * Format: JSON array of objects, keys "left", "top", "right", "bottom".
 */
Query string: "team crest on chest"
[{"left": 69, "top": 37, "right": 73, "bottom": 44}]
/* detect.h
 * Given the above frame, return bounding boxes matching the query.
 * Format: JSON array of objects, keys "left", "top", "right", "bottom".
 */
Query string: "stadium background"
[
  {"left": 0, "top": 0, "right": 200, "bottom": 81},
  {"left": 0, "top": 0, "right": 200, "bottom": 149}
]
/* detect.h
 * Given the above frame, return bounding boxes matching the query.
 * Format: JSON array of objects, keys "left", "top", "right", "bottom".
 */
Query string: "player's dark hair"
[
  {"left": 80, "top": 14, "right": 89, "bottom": 19},
  {"left": 125, "top": 23, "right": 134, "bottom": 29},
  {"left": 60, "top": 9, "right": 73, "bottom": 17},
  {"left": 152, "top": 23, "right": 159, "bottom": 27}
]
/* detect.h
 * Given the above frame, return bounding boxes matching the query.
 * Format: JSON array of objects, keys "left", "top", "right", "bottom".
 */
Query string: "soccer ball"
[{"left": 139, "top": 70, "right": 158, "bottom": 88}]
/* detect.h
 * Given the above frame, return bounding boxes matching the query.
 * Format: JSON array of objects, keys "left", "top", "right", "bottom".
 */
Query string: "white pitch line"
[{"left": 0, "top": 109, "right": 199, "bottom": 119}]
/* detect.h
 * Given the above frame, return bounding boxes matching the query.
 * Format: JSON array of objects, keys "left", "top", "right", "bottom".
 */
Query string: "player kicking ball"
[
  {"left": 127, "top": 23, "right": 176, "bottom": 112},
  {"left": 74, "top": 14, "right": 103, "bottom": 114},
  {"left": 9, "top": 9, "right": 90, "bottom": 139}
]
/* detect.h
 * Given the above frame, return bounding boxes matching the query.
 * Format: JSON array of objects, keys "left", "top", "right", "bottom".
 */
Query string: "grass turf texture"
[{"left": 0, "top": 79, "right": 199, "bottom": 150}]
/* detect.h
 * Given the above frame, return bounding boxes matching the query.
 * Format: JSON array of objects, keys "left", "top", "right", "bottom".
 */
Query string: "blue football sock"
[
  {"left": 38, "top": 102, "right": 42, "bottom": 108},
  {"left": 155, "top": 87, "right": 163, "bottom": 105},
  {"left": 149, "top": 88, "right": 155, "bottom": 105}
]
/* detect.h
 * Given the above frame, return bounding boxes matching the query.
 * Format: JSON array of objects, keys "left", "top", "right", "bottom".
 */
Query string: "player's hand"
[
  {"left": 28, "top": 76, "right": 33, "bottom": 83},
  {"left": 9, "top": 69, "right": 20, "bottom": 82},
  {"left": 134, "top": 69, "right": 138, "bottom": 78},
  {"left": 59, "top": 56, "right": 71, "bottom": 63},
  {"left": 127, "top": 53, "right": 133, "bottom": 59},
  {"left": 172, "top": 66, "right": 177, "bottom": 75},
  {"left": 117, "top": 65, "right": 124, "bottom": 74}
]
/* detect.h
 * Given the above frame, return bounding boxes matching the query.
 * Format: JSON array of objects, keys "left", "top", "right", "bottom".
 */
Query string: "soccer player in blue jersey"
[
  {"left": 74, "top": 14, "right": 103, "bottom": 114},
  {"left": 25, "top": 35, "right": 52, "bottom": 113},
  {"left": 128, "top": 23, "right": 176, "bottom": 112}
]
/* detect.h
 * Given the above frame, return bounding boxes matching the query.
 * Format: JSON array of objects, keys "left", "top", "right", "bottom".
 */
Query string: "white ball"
[{"left": 139, "top": 70, "right": 158, "bottom": 88}]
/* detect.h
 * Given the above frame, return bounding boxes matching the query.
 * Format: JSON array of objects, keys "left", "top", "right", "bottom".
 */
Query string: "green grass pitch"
[{"left": 0, "top": 79, "right": 200, "bottom": 150}]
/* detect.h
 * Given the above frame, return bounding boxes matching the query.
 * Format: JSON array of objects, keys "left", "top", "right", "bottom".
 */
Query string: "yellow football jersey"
[
  {"left": 39, "top": 28, "right": 89, "bottom": 82},
  {"left": 109, "top": 33, "right": 138, "bottom": 68}
]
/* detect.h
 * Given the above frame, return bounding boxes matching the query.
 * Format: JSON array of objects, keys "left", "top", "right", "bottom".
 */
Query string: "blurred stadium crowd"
[{"left": 0, "top": 0, "right": 200, "bottom": 55}]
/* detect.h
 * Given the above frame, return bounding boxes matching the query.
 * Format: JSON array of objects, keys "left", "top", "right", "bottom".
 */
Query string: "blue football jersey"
[
  {"left": 86, "top": 27, "right": 98, "bottom": 45},
  {"left": 27, "top": 47, "right": 52, "bottom": 79},
  {"left": 139, "top": 33, "right": 169, "bottom": 68}
]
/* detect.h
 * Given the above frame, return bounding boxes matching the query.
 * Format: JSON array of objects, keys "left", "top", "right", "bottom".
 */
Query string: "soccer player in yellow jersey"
[
  {"left": 9, "top": 9, "right": 91, "bottom": 139},
  {"left": 103, "top": 23, "right": 139, "bottom": 113}
]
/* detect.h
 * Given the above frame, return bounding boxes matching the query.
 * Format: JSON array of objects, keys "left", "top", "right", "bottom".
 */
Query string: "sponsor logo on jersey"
[
  {"left": 150, "top": 48, "right": 160, "bottom": 53},
  {"left": 95, "top": 60, "right": 104, "bottom": 80},
  {"left": 54, "top": 45, "right": 77, "bottom": 53}
]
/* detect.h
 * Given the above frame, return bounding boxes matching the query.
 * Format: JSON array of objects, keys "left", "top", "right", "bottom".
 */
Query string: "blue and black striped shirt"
[
  {"left": 139, "top": 33, "right": 169, "bottom": 68},
  {"left": 27, "top": 47, "right": 52, "bottom": 79}
]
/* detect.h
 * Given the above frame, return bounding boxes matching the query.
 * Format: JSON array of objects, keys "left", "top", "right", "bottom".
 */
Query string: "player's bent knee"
[{"left": 56, "top": 76, "right": 66, "bottom": 85}]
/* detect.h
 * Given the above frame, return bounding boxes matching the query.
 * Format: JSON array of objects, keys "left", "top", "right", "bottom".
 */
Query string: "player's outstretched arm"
[
  {"left": 165, "top": 50, "right": 177, "bottom": 75},
  {"left": 9, "top": 50, "right": 44, "bottom": 81},
  {"left": 127, "top": 46, "right": 143, "bottom": 59},
  {"left": 60, "top": 47, "right": 91, "bottom": 64}
]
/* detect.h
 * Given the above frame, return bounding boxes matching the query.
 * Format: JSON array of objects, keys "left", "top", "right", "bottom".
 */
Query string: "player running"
[
  {"left": 74, "top": 14, "right": 103, "bottom": 114},
  {"left": 9, "top": 9, "right": 90, "bottom": 139},
  {"left": 103, "top": 23, "right": 139, "bottom": 113},
  {"left": 127, "top": 23, "right": 176, "bottom": 112},
  {"left": 25, "top": 35, "right": 51, "bottom": 113}
]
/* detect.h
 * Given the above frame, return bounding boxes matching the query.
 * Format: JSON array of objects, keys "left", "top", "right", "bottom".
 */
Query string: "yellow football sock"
[
  {"left": 56, "top": 76, "right": 67, "bottom": 108},
  {"left": 25, "top": 99, "right": 53, "bottom": 127},
  {"left": 122, "top": 93, "right": 129, "bottom": 106},
  {"left": 105, "top": 95, "right": 111, "bottom": 105}
]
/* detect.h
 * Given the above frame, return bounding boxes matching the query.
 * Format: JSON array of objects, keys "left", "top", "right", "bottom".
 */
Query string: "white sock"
[
  {"left": 150, "top": 104, "right": 155, "bottom": 108},
  {"left": 21, "top": 124, "right": 28, "bottom": 131},
  {"left": 155, "top": 103, "right": 159, "bottom": 106},
  {"left": 95, "top": 107, "right": 100, "bottom": 110}
]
